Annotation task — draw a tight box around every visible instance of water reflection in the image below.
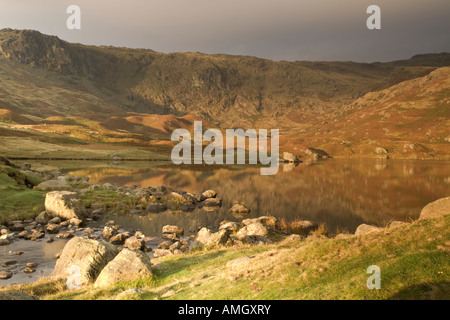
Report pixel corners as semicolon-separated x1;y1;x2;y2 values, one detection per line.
24;159;450;235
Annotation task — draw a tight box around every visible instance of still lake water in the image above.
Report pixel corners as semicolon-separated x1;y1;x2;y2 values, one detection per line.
27;158;450;236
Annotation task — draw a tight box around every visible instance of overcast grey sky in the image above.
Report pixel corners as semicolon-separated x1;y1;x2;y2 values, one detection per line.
0;0;449;62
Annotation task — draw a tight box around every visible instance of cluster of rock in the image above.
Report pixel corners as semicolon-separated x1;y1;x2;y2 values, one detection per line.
191;216;288;249
51;236;153;288
153;225;190;258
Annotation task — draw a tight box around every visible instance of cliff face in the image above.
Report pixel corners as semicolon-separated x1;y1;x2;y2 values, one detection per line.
1;28;449;128
0;28;449;159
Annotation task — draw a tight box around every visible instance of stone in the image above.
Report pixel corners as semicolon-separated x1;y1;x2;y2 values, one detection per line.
23;267;35;273
69;218;84;227
375;147;388;155
282;152;297;162
229;203;250;214
158;241;172;250
48;217;61;224
109;233;126;245
51;236;119;286
45;191;86;220
94;249;153;288
202;198;222;207
35;211;51;225
169;241;181;251
242;235;272;245
124;236;146;251
162;225;184;237
0;291;38;300
193;228;228;249
219;221;240;233
0;239;10;246
242;216;279;229
102;226;118;240
9;223;24;232
236;222;269;240
36;179;71;191
0;270;13;280
46;223;60;234
354;224;382;236
26;262;38;268
200;190;217;201
153;249;172;258
419;197;450;220
146;203;167;213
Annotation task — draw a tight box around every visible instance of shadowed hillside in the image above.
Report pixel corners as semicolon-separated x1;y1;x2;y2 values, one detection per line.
0;28;449;159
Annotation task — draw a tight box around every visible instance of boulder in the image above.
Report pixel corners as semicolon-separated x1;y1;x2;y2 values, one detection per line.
45;191;86;220
94;249;152;288
102;226;118;240
162;225;184;237
242;216;279;229
153;249;172;258
35;211;51;225
354;224;382;236
51;236;119;286
192;228;228;249
46;223;60;234
219;221;240;233
419;197;450;220
236;222;269;240
124;236;146;251
200;190;217;201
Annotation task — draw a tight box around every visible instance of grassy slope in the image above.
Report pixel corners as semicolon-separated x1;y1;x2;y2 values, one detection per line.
6;214;449;300
0;165;45;223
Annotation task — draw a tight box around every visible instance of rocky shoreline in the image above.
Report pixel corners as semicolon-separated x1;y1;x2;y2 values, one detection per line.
1;162;449;291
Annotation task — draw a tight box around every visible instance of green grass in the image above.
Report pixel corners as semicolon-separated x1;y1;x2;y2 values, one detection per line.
0;165;45;223
4;214;449;300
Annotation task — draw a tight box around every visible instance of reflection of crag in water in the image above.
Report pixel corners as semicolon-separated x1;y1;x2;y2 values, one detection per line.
59;159;450;234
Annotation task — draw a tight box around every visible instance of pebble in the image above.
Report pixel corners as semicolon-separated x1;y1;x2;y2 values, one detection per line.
0;270;13;280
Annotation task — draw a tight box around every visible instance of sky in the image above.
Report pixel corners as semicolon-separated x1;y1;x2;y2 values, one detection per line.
0;0;449;62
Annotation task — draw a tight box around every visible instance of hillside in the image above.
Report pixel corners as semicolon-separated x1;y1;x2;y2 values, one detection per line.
0;28;449;159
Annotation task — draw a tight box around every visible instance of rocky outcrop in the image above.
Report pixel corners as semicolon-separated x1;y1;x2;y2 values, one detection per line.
52;236;119;286
94;249;153;288
45;191;86;220
419;197;450;220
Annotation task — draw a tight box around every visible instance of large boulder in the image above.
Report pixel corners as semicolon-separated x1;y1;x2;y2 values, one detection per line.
236;222;269;240
94;249;153;288
192;228;228;249
51;236;119;286
419;197;450;220
45;191;86;220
